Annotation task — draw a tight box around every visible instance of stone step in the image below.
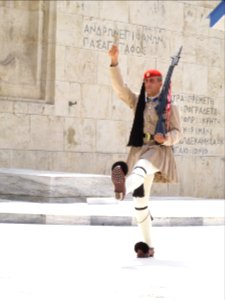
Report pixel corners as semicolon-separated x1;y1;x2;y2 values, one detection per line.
0;198;224;226
0;168;112;202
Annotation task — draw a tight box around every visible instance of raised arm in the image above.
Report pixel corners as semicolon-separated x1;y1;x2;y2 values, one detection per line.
108;45;137;109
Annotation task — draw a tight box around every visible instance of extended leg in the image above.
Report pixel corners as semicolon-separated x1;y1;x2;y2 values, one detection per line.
133;174;155;258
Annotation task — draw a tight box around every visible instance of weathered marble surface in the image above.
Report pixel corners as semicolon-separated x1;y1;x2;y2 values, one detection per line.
0;168;113;199
0;1;56;101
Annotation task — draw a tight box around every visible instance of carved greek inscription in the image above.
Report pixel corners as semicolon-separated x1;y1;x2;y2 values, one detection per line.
172;94;224;156
83;18;165;55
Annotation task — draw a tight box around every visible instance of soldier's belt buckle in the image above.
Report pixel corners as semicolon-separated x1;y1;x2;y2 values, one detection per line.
144;133;153;141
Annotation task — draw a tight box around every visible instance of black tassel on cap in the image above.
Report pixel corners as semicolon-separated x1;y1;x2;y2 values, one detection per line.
127;83;145;147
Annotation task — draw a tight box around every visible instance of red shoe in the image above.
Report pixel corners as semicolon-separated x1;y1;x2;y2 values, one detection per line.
111;165;126;200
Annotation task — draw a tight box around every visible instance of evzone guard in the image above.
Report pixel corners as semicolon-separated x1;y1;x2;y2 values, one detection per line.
109;45;183;258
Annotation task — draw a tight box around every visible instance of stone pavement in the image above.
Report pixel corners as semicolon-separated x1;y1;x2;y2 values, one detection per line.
0;224;224;300
0;196;224;226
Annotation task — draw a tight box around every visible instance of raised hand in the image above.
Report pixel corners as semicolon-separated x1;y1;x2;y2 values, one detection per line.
154;133;167;144
108;45;119;66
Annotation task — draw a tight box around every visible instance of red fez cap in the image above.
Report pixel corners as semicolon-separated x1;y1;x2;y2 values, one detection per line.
143;69;162;79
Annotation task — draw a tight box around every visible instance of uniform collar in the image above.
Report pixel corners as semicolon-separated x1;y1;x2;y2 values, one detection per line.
145;92;160;103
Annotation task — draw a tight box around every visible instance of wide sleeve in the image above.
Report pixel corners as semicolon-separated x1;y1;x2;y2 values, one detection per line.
162;104;183;146
110;65;138;109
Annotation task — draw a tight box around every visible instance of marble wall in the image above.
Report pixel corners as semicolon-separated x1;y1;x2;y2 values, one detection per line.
0;0;224;198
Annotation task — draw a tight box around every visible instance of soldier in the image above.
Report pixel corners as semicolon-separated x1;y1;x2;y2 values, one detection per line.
108;45;182;258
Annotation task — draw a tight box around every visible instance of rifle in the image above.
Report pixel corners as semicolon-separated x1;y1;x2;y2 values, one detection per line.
154;46;183;137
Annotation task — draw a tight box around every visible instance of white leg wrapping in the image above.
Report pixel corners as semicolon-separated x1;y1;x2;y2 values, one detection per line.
125;173;145;195
125;159;158;195
133;175;154;247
